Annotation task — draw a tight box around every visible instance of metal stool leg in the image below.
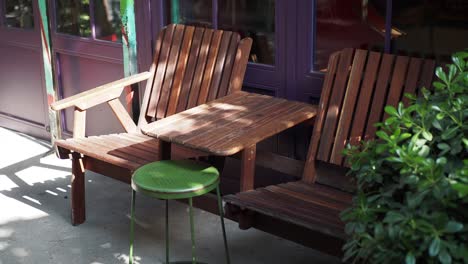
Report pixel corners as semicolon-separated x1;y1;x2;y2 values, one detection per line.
189;198;196;264
166;200;170;264
216;186;231;264
129;190;136;264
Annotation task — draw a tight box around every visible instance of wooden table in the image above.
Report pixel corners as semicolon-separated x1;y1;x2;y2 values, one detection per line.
142;91;318;191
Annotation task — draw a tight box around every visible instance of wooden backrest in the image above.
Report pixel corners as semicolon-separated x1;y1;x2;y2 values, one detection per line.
303;48;436;186
138;24;253;127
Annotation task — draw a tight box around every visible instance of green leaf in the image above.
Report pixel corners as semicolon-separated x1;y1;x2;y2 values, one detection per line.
429;237;441;256
452;183;468;198
383;211;405;223
385;106;399;117
448;64;457;81
442;127;458;140
437;143;451;151
436;157;447;165
422;130;433;141
433;81;446;90
444;221;463;233
418;145;430;157
376;131;390;141
436;67;448;84
405;252;415;264
438;249;452;264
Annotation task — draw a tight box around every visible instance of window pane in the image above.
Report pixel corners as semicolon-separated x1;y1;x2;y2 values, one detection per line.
168;0;212;27
219;0;275;65
56;0;91;37
392;1;468;61
94;0;121;42
4;0;34;28
315;0;385;71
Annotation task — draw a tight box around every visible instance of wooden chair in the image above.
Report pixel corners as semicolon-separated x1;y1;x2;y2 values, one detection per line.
51;24;252;225
224;48;436;255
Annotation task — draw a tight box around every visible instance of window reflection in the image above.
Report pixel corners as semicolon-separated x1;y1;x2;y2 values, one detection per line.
169;0;212;27
219;0;276;65
56;0;91;37
4;0;34;29
94;0;121;42
315;0;386;71
392;0;468;61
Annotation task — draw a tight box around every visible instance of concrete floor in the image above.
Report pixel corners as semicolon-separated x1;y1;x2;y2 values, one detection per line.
0;127;340;264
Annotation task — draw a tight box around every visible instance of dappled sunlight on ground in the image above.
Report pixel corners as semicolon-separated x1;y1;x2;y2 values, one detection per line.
15;166;70;186
0;194;48;225
0;127;339;264
0;128;50;170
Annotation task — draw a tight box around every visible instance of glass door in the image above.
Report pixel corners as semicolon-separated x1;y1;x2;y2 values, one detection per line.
166;0;286;97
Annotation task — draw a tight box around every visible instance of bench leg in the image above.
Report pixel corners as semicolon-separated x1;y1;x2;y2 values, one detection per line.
71;157;86;225
240;145;256;191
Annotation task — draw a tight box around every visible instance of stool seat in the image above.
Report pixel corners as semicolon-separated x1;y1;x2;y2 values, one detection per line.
132;160;220;200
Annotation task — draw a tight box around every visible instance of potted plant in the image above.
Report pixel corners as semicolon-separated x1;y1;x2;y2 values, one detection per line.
342;52;468;263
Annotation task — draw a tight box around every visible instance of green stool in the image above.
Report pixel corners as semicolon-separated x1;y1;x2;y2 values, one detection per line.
129;160;230;264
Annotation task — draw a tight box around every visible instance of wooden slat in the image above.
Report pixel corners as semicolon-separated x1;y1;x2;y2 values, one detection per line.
401;57;423;106
142;92;316;156
348;51;381;147
364;53;395;140
146;24;176;118
210;103;316;154
317;48;354;162
217;33;241;97
146;92;254;137
83;136;154;165
176;27;205;113
187;29;214;109
418;59;436;91
56;138;141;170
114;134;160;155
225;190;345;238
330;49;368;165
385;55;410;115
266;185;345;211
156;25;185;119
166;26;195;117
207;31;233;101
179;100;305;150
73;108;86;138
108;98;138;133
303;51;340;183
138;26;166;127
228;38;253;94
197;30;223;105
165;94;280;145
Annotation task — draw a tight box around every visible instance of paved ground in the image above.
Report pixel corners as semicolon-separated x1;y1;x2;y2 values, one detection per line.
0;127;340;264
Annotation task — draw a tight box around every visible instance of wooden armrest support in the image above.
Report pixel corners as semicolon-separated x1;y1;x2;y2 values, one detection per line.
51;71;152;111
108;98;138;133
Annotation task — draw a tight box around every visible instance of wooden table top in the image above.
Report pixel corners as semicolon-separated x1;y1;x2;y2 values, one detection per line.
142;91;318;156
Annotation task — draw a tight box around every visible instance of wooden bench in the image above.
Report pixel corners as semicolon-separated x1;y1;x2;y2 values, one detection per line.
224;48;436;255
51;24;252;225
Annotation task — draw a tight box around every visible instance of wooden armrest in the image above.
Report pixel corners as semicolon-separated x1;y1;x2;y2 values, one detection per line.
51;71;152;111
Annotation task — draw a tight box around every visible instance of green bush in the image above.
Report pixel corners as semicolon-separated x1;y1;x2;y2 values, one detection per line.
342;52;468;264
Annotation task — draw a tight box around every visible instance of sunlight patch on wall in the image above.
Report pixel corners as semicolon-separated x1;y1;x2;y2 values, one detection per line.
15;166;69;186
0;194;48;225
0;128;50;169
